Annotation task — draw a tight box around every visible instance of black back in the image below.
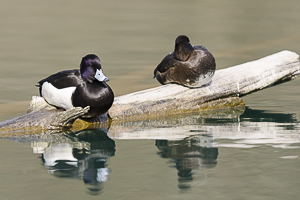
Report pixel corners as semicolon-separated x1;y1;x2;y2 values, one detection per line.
37;69;83;96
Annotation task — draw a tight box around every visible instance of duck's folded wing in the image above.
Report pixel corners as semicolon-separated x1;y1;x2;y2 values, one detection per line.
37;69;82;89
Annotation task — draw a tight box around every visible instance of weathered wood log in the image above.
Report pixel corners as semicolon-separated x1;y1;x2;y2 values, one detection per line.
0;50;299;133
109;50;300;121
0;96;91;134
0;96;110;134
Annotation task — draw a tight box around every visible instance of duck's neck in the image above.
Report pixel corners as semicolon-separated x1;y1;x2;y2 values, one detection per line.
174;42;194;61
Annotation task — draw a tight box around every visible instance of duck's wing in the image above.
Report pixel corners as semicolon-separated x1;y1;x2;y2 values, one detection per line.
37;69;83;89
37;69;83;96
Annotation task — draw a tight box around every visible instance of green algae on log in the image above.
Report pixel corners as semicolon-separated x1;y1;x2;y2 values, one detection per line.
0;50;300;133
110;97;245;122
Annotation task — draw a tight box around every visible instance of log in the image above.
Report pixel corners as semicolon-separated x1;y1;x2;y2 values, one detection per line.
0;50;299;133
0;96;91;134
109;50;300;121
0;96;110;134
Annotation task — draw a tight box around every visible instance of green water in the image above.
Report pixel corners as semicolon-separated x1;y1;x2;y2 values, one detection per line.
0;0;300;199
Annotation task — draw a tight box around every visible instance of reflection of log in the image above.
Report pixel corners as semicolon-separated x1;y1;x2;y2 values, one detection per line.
0;50;300;133
108;108;300;149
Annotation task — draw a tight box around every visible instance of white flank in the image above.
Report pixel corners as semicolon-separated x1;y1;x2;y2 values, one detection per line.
41;82;76;110
187;71;214;87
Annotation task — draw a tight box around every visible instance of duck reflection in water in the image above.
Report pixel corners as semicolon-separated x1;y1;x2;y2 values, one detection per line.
33;129;115;195
156;135;218;190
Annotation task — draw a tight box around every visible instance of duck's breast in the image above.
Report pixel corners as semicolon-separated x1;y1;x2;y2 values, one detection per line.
72;82;114;113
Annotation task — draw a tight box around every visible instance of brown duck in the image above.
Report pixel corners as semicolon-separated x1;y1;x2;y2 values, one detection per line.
154;35;216;88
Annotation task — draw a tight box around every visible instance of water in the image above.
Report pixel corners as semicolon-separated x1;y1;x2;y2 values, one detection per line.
1;0;300;199
1;108;300;199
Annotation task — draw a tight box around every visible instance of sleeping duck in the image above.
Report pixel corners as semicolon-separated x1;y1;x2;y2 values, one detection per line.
37;54;114;118
154;35;216;88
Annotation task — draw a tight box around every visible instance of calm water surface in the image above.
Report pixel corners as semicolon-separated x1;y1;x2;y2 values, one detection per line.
0;0;300;199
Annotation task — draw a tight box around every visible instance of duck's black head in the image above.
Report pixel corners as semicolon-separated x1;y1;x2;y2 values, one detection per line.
80;54;109;83
174;35;194;61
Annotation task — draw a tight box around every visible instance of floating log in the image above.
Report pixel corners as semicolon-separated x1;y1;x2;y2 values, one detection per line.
0;96;110;135
109;50;300;121
0;50;299;133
